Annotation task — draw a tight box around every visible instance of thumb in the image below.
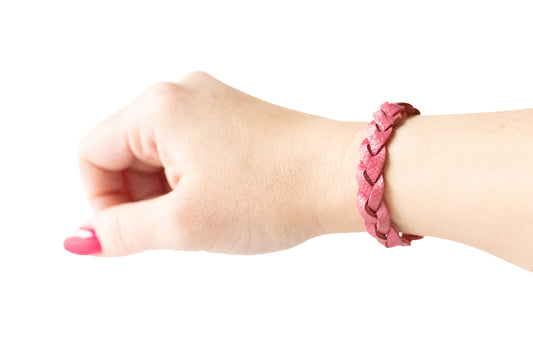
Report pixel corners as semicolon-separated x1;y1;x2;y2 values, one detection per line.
64;192;179;257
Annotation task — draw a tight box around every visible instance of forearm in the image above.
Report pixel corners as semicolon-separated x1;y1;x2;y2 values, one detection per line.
316;108;533;271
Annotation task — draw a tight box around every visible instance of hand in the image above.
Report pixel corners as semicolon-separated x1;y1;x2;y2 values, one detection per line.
65;71;362;257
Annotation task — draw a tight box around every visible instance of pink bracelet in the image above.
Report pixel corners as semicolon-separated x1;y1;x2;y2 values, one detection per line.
355;102;424;248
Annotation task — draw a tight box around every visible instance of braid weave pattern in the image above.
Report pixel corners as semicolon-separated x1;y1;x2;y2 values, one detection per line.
356;102;424;247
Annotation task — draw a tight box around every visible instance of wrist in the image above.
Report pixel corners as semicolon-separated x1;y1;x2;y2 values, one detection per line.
304;116;367;236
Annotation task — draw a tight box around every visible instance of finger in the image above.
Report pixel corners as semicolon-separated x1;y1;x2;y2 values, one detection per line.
64;191;180;257
78;158;170;211
76;92;165;211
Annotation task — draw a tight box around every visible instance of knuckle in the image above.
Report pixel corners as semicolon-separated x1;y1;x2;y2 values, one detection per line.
76;127;96;161
178;70;213;85
143;81;190;110
76;138;87;161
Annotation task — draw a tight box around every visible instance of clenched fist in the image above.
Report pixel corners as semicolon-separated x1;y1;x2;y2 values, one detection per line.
65;71;363;257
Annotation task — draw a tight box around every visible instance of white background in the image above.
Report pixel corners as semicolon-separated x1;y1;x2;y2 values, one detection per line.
1;0;532;354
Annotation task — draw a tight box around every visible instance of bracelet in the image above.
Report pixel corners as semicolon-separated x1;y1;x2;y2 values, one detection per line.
355;102;424;248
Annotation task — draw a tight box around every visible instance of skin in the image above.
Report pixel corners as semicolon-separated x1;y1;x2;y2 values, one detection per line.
75;71;533;272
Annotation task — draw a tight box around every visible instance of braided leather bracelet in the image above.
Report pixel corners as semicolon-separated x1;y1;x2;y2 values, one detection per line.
355;102;424;247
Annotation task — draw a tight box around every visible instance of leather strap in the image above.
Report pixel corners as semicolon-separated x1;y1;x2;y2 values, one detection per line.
355;102;424;247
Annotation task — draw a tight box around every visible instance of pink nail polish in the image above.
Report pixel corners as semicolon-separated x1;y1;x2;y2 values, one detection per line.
64;227;102;255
